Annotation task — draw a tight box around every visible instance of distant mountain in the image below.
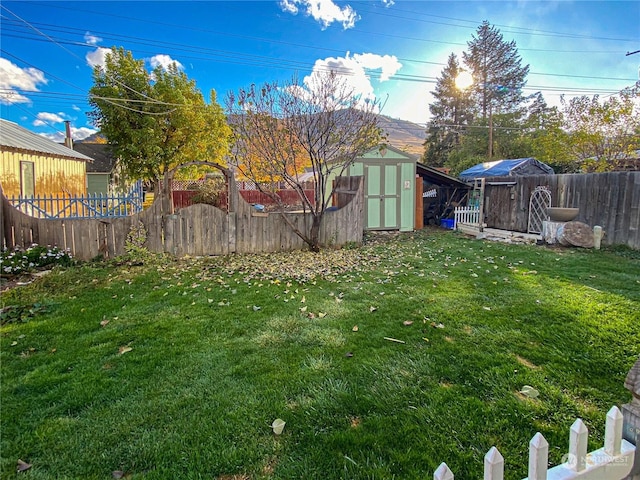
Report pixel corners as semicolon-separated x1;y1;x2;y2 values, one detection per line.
77;132;106;144
79;114;427;156
376;114;426;157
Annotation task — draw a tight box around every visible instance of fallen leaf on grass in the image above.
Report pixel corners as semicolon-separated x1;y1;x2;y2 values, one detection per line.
252;306;261;311
271;418;286;435
369;306;377;313
318;312;327;318
112;471;132;479
300;306;308;313
520;385;540;398
482;306;491;311
118;346;133;355
100;318;110;327
345;352;354;358
430;322;445;329
352;325;359;332
17;459;32;472
402;320;413;326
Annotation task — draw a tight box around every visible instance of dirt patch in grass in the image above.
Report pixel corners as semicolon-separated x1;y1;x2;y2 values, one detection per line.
515;355;540;370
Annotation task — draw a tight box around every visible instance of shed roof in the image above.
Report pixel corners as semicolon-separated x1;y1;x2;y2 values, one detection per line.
0;119;93;161
459;157;554;179
359;144;418;161
416;163;468;188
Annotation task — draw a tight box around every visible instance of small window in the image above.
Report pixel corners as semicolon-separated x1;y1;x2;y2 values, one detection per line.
20;161;35;197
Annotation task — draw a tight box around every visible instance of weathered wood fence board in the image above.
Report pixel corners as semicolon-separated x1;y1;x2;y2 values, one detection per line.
1;177;365;260
482;172;640;249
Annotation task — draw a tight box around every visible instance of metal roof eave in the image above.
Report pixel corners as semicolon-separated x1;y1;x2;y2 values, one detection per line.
416;162;469;188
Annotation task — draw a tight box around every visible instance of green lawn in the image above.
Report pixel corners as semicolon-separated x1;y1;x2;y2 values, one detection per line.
1;229;639;479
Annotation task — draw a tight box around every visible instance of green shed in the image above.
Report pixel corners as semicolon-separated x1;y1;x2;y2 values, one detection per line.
341;145;417;232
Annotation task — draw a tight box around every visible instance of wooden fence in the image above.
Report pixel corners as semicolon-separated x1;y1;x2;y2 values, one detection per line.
434;406;636;479
1;176;364;260
481;172;640;249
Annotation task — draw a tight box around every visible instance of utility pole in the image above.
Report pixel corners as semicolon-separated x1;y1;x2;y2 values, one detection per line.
488;108;493;159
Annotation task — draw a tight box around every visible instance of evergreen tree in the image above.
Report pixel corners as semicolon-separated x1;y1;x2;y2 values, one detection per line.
462;21;530;121
423;53;473;167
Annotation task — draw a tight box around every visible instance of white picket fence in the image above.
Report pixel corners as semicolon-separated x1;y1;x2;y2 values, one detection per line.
454;206;481;228
434;406;636;480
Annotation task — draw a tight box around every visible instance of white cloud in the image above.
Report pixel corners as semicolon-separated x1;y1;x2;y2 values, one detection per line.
86;47;111;69
381;0;395;6
149;54;184;71
33;112;66;127
40;126;98;143
0;58;48;105
279;0;359;29
383;85;430;124
72;126;98;141
72;104;81;111
84;32;102;45
303;52;403;106
280;0;299;14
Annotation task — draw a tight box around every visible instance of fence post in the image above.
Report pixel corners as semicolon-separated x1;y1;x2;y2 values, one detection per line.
527;432;548;480
568;418;588;472
606;406;623;456
484;446;503;480
434;462;454;480
622;356;640;480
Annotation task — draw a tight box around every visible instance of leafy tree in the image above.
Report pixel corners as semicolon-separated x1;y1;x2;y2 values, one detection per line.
226;71;382;251
560;83;640;172
462;21;530;121
520;93;575;172
423;54;473;167
89;47;231;185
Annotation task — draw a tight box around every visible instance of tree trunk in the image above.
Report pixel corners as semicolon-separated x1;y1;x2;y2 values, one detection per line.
308;214;322;252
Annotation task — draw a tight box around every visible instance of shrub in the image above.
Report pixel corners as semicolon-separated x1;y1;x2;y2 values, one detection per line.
191;177;226;207
1;244;73;277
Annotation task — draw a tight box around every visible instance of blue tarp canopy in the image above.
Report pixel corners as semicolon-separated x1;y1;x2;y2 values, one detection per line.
459;157;554;179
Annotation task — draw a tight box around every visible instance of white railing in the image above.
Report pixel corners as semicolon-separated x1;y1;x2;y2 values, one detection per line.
434;406;635;480
454;206;481;228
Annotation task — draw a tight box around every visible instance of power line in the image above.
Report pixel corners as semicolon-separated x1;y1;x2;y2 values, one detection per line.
2;2;636;128
357;5;639;43
2;24;635;85
21;1;638;51
1;5;177;109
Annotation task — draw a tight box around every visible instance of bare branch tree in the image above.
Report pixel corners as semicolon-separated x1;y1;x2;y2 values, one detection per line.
226;71;382;251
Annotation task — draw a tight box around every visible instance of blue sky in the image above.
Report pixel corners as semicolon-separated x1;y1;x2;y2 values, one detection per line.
1;0;638;142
